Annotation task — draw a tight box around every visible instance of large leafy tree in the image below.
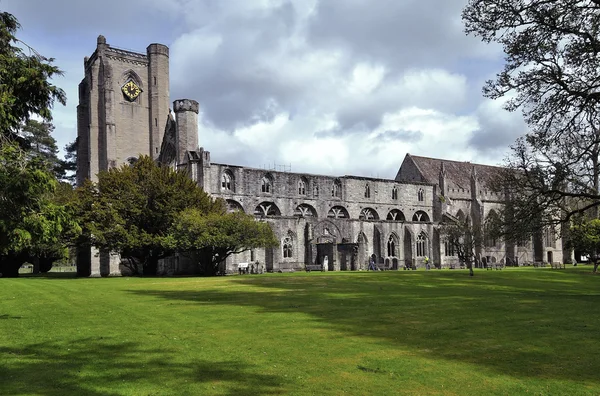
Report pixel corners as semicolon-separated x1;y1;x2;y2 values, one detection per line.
569;218;600;272
75;156;224;275
0;143;79;277
0;12;66;142
173;209;279;276
463;1;600;242
440;218;481;276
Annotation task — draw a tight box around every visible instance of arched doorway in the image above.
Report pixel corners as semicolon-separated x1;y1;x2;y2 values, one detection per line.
404;229;413;269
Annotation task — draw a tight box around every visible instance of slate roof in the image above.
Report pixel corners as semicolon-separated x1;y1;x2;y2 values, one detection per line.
407;154;504;191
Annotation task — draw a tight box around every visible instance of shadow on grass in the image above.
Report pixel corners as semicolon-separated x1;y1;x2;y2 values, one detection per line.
0;337;285;395
128;269;600;385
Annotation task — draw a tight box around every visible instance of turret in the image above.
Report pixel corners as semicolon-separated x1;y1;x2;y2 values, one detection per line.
173;99;199;164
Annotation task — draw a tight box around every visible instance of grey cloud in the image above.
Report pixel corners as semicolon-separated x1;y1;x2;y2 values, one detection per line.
307;0;488;71
469;106;526;153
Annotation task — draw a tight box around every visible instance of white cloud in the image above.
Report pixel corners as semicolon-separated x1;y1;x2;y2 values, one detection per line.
2;0;517;176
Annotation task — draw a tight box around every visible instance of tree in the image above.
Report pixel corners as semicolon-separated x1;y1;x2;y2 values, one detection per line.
0;12;66;141
173;209;279;276
568;218;600;272
441;217;482;276
19;119;63;175
58;138;77;185
75;156;224;275
0;143;79;277
463;1;600;241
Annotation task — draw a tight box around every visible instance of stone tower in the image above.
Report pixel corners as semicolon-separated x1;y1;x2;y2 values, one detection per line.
76;35;170;185
173;99;199;164
76;36;170;276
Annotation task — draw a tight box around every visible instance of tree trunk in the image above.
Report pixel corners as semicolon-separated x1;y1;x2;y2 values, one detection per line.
0;259;22;277
594;261;599;273
144;256;159;276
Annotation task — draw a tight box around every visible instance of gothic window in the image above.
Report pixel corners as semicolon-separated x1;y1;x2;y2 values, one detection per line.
365;184;371;198
254;202;281;217
331;179;342;198
283;236;293;258
387;235;397;257
294;204;317;218
444;240;455;256
387;209;405;221
412;210;430;222
416;232;427;257
545;226;556;248
313;184;319;197
226;199;244;213
417;188;424;202
392;186;398;200
126;157;138;166
327;206;349;219
261;175;272;193
298;178;307;195
221;172;233;191
359;208;379;220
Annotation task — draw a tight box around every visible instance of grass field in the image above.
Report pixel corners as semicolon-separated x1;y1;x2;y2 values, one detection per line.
1;267;599;395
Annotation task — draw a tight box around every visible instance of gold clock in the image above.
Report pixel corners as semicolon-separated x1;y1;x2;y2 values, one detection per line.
122;80;141;101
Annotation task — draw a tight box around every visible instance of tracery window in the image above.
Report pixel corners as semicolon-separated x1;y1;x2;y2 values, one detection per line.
283;236;293;258
444;240;455;256
331;179;342;198
261;177;272;193
387;235;397;257
545;226;556;248
221;172;232;191
298;179;306;195
416;232;427;257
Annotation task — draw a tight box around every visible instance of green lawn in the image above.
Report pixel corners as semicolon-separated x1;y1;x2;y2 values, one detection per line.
1;267;599;395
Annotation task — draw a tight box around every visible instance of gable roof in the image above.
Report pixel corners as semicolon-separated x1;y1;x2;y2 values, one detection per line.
399;154;504;191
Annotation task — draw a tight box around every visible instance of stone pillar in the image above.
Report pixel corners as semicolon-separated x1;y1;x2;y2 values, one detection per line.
90;247;102;277
173;99;199;165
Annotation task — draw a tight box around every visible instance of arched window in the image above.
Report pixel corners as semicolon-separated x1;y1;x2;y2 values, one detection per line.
392;186;398;200
226;199;244;213
298;178;306;195
327;206;349;219
331;179;342;198
387;235;397;257
417;188;424;202
261;176;272;193
444;239;455;256
545;226;556;248
254;202;281;217
313;184;319;197
126;157;138;166
412;211;430;222
283;236;293;258
387;209;405;221
364;184;371;198
416;233;427;257
221;172;233;191
359;208;379;220
294;204;317;218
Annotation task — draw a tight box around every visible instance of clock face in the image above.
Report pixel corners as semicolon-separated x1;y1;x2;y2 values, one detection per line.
122;80;141;101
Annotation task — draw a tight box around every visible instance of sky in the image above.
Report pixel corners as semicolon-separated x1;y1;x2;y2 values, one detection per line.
1;0;527;179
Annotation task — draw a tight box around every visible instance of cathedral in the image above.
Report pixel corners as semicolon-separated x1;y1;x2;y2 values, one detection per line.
76;36;564;276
